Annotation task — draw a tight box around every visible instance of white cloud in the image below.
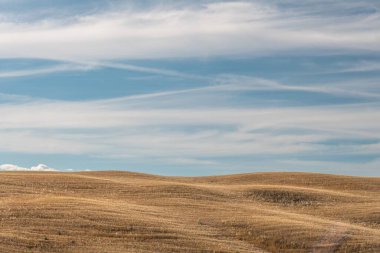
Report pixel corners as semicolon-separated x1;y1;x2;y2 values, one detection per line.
0;163;57;171
0;1;378;61
30;164;57;171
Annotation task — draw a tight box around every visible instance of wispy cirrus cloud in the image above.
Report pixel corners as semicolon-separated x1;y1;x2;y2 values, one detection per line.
0;1;379;61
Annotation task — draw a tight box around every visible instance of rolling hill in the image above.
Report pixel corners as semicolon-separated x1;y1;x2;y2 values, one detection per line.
0;171;378;252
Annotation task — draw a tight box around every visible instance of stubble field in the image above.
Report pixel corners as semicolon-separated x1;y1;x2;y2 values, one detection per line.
0;171;379;252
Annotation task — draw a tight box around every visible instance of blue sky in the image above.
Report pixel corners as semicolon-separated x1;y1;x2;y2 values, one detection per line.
0;0;379;175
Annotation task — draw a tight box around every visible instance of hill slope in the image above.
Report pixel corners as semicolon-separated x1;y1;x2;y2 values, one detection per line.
0;172;378;252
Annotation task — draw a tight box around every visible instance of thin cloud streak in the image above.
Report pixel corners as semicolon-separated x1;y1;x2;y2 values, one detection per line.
214;76;380;99
338;61;380;73
89;61;206;80
94;76;380;106
0;60;200;80
0;63;95;78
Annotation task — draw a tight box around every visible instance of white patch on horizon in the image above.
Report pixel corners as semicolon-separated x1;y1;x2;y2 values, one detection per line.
0;163;57;171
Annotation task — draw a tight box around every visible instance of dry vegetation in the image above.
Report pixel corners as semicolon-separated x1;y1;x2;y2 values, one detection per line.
0;171;378;252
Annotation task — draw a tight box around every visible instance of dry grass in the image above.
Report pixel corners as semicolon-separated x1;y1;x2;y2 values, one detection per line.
0;171;378;252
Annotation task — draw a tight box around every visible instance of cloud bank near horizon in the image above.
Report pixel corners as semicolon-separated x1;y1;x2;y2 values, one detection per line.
0;82;379;175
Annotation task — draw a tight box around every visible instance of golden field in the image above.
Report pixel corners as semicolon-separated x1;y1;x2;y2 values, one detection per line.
0;171;378;253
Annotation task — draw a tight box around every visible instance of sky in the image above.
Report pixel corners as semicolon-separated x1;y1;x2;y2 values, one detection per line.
0;0;379;176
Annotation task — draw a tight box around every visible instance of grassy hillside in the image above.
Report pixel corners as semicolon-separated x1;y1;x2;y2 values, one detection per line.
0;171;378;252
